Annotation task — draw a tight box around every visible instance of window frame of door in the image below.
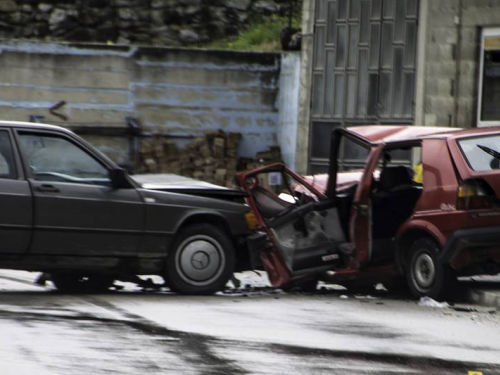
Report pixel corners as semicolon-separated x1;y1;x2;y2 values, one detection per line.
477;26;500;127
13;128;117;184
0;127;26;181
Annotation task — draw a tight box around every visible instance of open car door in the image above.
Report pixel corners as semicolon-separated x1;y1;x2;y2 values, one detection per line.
326;128;385;270
237;164;350;288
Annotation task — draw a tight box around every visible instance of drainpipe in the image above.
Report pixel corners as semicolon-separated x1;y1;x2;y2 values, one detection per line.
453;0;463;127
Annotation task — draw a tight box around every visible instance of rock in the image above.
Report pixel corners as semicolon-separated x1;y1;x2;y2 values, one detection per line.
179;28;200;43
137;9;151;22
151;25;179;45
151;0;172;9
210;7;228;23
225;0;251;11
253;1;279;14
116;34;131;45
81;7;114;26
114;0;140;7
118;7;138;21
38;3;53;13
33;22;50;37
151;9;165;26
0;0;16;12
21;4;33;13
49;8;78;30
183;5;201;17
7;11;22;24
49;8;68;29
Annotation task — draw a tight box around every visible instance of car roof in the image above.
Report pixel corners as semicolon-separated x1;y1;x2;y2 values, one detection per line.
0;120;73;134
345;125;500;144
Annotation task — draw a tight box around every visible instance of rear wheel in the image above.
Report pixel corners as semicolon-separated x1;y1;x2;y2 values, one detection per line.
406;238;456;301
51;273;114;293
165;224;235;295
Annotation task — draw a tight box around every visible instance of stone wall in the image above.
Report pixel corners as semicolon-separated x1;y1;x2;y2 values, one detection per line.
420;0;500;127
0;41;280;165
0;0;289;46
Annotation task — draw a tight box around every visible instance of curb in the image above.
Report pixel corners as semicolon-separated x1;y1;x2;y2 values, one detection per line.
465;288;500;310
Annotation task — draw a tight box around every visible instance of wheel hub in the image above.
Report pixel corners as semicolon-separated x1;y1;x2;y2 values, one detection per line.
191;251;210;270
414;253;435;288
176;236;224;285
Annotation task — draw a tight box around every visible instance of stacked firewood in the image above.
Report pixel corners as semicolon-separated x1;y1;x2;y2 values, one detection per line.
138;130;282;187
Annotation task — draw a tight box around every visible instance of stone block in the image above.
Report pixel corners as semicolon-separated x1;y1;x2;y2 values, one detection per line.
225;0;251;11
0;0;16;12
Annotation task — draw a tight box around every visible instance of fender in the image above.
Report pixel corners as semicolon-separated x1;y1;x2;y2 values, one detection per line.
394;219;446;273
175;209;235;235
397;219;447;247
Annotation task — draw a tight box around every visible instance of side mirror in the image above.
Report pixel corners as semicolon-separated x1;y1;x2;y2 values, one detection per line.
109;168;130;189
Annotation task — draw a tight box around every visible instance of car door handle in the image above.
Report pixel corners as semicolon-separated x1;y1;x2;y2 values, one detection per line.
34;184;60;193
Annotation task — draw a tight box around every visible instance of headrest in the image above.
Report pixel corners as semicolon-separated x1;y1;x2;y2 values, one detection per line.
378;166;413;191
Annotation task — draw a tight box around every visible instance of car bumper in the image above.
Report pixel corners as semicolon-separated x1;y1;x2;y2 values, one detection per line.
440;226;500;264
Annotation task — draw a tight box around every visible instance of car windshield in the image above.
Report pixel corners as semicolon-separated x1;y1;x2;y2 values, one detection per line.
458;134;500;171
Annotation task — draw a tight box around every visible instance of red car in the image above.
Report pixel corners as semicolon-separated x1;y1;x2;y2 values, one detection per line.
237;125;500;300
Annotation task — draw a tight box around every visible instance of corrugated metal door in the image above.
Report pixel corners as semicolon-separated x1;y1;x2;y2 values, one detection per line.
309;0;418;173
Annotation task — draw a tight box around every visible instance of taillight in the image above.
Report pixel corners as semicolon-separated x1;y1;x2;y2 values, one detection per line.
457;182;494;210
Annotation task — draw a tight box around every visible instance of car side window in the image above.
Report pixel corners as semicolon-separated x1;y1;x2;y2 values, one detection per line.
18;133;110;186
0;130;18;180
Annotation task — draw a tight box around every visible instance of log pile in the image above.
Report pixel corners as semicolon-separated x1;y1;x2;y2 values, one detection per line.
138;130;282;187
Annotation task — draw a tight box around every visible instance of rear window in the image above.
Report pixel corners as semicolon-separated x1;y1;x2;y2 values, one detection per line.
458;135;500;171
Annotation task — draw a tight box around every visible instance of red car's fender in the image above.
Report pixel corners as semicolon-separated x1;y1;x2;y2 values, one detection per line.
394;219;447;273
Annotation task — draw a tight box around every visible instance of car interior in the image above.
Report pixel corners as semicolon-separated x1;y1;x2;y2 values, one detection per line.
370;146;424;263
248;171;346;273
246;144;424;271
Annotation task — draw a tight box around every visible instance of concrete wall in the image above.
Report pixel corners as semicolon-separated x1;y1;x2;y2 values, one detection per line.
277;52;300;170
418;0;500;128
295;0;315;175
0;42;280;164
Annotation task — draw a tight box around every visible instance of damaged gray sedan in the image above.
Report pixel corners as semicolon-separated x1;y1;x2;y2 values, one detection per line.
0;121;251;294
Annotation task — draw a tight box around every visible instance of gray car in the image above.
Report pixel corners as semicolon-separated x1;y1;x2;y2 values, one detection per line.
0;121;251;294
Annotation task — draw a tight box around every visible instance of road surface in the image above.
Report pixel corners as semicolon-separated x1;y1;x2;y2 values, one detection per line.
0;270;499;374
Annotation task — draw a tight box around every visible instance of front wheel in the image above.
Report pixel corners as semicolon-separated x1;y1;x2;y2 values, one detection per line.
406;238;456;301
165;224;235;295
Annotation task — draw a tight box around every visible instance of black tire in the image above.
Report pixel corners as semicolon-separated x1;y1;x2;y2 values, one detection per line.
165;223;235;295
406;238;456;301
51;273;114;293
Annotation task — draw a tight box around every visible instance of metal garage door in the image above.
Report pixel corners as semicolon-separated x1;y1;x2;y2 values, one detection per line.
310;0;418;173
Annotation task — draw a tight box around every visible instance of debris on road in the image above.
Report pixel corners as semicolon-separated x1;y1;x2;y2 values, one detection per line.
418;296;449;309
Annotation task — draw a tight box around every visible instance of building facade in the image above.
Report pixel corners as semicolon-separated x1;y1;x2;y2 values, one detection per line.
299;0;500;174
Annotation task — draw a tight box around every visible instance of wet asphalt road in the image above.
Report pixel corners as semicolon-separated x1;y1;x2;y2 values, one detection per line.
0;271;500;375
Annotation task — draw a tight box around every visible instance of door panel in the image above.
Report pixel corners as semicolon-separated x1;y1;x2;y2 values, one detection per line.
0;180;32;254
349;144;385;267
239;165;346;278
17;130;145;257
30;182;144;256
271;207;345;272
0;129;32;254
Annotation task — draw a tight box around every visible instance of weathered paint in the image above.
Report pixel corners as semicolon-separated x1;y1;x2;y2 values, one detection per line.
0;42;281;164
277;52;301;170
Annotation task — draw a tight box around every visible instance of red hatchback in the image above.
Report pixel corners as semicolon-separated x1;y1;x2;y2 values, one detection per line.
237;126;500;300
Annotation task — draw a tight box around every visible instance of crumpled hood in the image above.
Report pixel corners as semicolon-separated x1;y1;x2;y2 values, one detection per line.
131;173;247;200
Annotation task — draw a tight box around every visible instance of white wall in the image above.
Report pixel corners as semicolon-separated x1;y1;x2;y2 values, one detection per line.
277;52;301;171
